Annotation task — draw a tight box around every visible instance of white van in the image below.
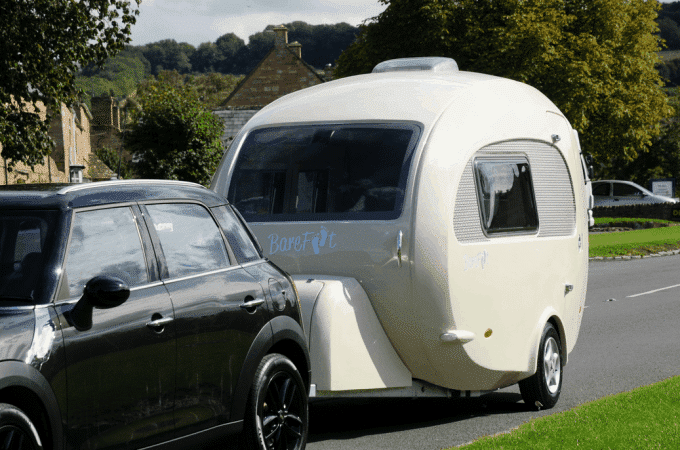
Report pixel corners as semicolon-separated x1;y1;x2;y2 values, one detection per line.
211;57;593;409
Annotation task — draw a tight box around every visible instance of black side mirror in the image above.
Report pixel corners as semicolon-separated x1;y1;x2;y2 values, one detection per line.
67;276;130;331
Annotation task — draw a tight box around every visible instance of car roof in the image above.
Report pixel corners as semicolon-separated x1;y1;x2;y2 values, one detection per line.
0;180;228;209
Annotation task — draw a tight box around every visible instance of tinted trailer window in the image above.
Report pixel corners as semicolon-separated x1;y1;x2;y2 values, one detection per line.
228;124;420;221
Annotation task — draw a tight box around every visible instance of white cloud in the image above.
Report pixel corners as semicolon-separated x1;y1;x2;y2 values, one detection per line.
129;0;385;46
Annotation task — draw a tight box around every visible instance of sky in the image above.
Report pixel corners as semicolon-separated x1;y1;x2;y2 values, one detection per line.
128;0;388;47
129;0;678;48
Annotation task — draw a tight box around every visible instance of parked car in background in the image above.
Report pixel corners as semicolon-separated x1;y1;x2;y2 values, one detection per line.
592;180;679;207
0;180;309;450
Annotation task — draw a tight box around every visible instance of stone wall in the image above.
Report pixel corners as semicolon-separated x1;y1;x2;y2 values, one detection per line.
0;101;113;185
213;108;260;146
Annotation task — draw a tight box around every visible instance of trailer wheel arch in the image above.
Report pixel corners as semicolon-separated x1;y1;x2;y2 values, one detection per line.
547;315;568;368
527;310;568;377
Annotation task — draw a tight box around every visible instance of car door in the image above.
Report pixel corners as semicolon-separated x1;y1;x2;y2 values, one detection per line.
612;181;644;205
141;202;269;436
592;181;612;206
56;205;177;449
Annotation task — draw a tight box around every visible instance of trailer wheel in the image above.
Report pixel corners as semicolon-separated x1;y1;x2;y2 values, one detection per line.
519;322;562;410
0;403;43;450
241;353;308;450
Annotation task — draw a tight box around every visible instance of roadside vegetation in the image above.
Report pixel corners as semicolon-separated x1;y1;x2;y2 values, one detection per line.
590;217;680;257
454;375;680;449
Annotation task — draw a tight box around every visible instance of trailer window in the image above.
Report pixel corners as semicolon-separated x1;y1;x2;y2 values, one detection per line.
474;158;539;234
228;123;420;221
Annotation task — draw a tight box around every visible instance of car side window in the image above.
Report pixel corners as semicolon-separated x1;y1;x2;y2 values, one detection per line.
211;205;261;264
474;157;539;234
145;203;229;278
592;183;610;196
613;183;642;197
61;207;148;300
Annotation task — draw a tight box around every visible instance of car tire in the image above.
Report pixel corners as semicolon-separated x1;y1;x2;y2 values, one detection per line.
0;403;43;450
519;322;562;410
241;353;308;450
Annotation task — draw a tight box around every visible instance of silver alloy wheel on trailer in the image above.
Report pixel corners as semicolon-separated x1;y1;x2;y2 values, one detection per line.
543;336;561;395
518;322;563;410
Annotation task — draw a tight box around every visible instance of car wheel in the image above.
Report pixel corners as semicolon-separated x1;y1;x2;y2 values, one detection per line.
0;403;43;450
241;353;308;450
519;322;562;410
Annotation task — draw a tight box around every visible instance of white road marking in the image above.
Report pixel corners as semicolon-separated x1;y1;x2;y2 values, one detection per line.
627;283;680;298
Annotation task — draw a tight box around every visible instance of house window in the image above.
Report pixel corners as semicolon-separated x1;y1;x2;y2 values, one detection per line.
474;157;539;234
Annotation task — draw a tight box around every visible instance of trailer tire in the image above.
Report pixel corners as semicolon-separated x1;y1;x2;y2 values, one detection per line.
240;353;308;450
519;323;562;410
0;403;43;450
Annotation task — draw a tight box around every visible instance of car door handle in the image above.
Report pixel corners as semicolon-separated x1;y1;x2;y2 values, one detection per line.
240;298;265;310
146;316;173;330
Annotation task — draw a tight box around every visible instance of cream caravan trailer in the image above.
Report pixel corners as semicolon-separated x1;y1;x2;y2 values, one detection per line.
211;57;593;409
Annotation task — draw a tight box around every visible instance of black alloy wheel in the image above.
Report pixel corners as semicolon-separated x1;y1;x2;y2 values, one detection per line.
242;353;308;450
0;404;43;450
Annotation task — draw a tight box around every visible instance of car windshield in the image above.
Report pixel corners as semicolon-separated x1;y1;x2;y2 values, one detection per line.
0;210;58;302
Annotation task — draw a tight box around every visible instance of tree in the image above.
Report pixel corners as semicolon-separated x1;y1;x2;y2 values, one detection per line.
606;90;680;189
335;0;672;171
659;16;680;50
214;33;246;73
0;0;139;171
95;146;134;179
76;47;150;102
140;40;194;75
125;72;224;186
191;42;221;73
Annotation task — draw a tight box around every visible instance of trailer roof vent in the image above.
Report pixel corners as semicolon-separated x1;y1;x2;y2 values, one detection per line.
372;57;459;74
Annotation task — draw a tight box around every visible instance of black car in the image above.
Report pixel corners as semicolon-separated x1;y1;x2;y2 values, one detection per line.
0;180;310;450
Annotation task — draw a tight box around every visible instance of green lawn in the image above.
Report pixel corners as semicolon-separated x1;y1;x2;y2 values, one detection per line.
590;218;680;257
454;376;680;449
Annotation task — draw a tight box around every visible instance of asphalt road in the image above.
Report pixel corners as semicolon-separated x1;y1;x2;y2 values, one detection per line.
306;255;680;450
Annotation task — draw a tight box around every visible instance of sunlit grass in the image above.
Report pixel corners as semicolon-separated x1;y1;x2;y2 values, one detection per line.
590;218;680;257
454;376;680;449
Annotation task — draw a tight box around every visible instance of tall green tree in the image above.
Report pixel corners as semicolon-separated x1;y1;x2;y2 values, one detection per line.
0;0;139;170
335;0;672;172
76;47;150;102
125;72;224;186
607;90;680;188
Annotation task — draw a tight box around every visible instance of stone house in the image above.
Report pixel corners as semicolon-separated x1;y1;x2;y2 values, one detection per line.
0;101;115;185
215;25;328;147
90;95;125;152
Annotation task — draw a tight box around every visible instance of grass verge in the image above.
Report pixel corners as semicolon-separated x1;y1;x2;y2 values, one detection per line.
590;217;680;257
455;376;680;449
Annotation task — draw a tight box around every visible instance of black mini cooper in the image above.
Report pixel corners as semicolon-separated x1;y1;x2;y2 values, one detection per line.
0;180;310;450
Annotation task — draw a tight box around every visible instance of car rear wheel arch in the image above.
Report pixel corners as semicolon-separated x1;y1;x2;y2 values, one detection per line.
229;316;310;423
0;362;63;450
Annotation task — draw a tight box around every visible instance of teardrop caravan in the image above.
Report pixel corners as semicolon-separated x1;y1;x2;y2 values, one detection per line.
211;57;593;409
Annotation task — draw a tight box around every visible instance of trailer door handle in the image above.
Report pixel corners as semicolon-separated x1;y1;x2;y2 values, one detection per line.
397;230;403;268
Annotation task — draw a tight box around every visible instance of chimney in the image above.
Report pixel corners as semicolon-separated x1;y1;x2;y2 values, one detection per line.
273;25;288;48
289;41;302;59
